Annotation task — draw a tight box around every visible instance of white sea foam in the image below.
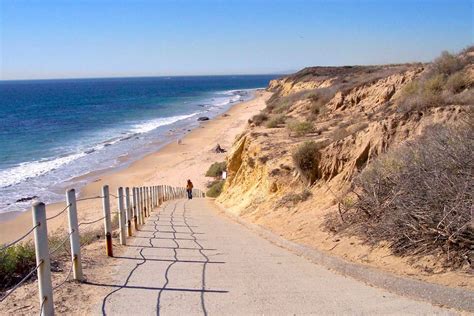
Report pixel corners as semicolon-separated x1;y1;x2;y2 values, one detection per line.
130;112;199;134
0;152;87;188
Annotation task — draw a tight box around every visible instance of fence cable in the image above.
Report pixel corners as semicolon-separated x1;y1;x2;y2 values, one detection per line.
46;204;71;221
78;216;105;227
52;262;73;291
0;260;43;303
38;296;46;316
76;195;104;202
0;223;39;252
49;230;75;256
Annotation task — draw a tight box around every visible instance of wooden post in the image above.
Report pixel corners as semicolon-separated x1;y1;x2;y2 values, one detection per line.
151;186;155;208
158;185;161;204
139;187;144;224
125;187;132;237
143;187;150;217
102;185;113;257
66;189;83;281
118;187;126;245
32;202;54;316
132;187;138;231
138;187;142;225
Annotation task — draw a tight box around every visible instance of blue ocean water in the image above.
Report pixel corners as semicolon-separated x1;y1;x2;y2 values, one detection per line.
0;75;277;212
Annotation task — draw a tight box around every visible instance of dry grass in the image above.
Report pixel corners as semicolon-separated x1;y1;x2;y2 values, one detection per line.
266;114;286;128
277;189;312;207
288;121;314;136
325;122;473;268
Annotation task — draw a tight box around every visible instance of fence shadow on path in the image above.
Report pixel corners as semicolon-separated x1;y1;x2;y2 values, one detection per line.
96;200;226;316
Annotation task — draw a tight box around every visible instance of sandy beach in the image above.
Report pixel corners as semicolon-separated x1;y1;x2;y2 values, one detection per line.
0;90;270;245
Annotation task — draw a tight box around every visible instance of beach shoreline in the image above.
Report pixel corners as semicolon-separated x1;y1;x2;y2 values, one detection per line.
0;90;270;244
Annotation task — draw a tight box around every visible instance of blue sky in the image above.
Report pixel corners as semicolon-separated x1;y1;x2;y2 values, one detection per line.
1;0;472;80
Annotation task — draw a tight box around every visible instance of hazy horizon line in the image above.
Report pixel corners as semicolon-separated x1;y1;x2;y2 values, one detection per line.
0;71;293;82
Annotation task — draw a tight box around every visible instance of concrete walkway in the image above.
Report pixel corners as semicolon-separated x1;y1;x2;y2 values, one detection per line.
96;199;454;315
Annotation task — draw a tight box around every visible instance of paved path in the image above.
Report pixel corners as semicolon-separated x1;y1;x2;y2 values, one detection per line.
96;199;454;315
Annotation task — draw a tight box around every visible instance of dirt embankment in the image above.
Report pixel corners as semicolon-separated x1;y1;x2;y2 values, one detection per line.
217;52;473;289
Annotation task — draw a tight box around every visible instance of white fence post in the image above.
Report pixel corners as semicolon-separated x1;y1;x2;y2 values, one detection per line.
32;202;54;316
139;187;144;224
145;187;149;217
125;187;132;237
117;187;126;245
132;187;138;230
66;189;83;281
102;185;113;257
147;187;151;215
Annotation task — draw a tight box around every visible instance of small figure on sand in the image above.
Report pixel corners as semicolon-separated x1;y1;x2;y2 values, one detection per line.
186;179;194;199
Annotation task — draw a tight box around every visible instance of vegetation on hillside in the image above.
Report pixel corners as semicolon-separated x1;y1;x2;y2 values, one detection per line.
205;161;227;178
223;46;473;270
326;121;473;267
205;161;227;197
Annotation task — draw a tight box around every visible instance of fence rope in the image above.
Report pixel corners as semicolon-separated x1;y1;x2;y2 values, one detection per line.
38;296;46;316
0;223;39;252
109;194;119;199
52;262;73;291
0;260;43;303
49;230;75;256
46;203;71;221
76;195;104;202
78;216;106;227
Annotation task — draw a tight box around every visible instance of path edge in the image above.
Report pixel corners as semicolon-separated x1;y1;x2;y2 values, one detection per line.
211;200;474;312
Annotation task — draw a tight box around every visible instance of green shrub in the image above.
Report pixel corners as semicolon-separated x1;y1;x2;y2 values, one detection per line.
292;141;320;185
0;242;36;290
288;121;314;136
266;115;286;128
206;180;225;198
205;161;227;177
250;113;269;126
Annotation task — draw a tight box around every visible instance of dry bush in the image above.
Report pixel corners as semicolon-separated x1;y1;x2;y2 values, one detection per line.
330;126;351;141
266;114;286;128
250;113;269;126
307;88;333;116
397;49;473;113
277;189;312;207
326;123;474;268
432;51;466;76
445;72;469;94
292;141;320;185
288;120;314;136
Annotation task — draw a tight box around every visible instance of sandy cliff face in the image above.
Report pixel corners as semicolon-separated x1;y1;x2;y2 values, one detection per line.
217;61;473;288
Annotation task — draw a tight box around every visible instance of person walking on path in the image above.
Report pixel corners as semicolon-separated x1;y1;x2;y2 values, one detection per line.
186;179;194;199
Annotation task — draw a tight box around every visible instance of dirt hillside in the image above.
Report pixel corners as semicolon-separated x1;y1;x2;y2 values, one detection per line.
217;50;473;289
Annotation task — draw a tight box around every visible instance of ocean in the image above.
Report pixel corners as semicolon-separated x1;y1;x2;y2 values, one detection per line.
0;75;278;213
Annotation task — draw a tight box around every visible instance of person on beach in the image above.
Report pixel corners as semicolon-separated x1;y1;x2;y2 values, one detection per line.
186;179;194;199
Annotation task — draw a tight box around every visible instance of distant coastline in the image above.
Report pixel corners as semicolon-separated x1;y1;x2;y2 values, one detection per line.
0;75;277;214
